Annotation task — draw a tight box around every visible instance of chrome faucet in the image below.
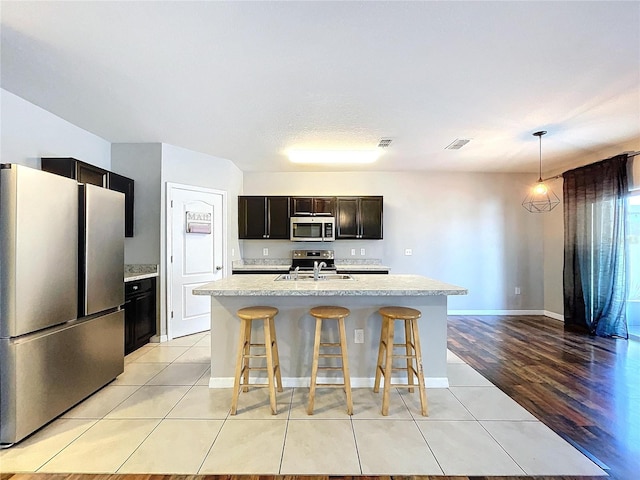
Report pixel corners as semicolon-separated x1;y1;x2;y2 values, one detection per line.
293;265;300;280
313;261;327;280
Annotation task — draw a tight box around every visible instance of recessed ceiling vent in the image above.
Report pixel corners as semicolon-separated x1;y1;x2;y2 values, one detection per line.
445;138;471;150
377;138;393;148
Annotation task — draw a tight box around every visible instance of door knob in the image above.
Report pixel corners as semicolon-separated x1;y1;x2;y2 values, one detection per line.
216;266;223;270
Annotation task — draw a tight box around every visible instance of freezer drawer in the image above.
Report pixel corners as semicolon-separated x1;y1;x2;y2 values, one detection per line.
0;310;124;445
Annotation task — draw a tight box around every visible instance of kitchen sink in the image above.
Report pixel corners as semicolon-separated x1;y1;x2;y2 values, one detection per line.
275;273;354;281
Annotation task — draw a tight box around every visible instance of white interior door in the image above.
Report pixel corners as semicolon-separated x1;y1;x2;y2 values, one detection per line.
169;184;225;339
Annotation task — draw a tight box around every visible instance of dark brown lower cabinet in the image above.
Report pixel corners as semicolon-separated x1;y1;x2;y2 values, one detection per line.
124;277;157;354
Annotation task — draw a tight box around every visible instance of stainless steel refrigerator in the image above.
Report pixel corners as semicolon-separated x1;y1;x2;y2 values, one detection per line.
0;164;125;446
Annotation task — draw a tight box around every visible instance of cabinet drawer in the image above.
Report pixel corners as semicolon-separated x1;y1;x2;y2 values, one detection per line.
125;278;154;297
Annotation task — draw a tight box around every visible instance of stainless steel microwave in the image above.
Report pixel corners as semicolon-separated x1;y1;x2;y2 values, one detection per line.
290;216;335;242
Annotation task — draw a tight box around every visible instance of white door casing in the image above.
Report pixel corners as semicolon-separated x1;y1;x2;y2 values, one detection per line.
167;183;226;339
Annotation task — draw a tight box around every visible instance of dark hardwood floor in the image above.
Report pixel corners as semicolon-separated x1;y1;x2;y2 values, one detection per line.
447;314;640;480
4;314;636;480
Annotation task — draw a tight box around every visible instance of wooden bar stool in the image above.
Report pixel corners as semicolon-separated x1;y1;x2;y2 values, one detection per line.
230;306;283;415
374;306;428;416
307;306;353;415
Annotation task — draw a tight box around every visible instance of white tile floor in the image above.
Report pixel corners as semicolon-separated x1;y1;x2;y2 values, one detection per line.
0;332;607;476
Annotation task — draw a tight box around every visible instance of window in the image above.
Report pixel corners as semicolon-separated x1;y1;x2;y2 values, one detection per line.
627;192;640;337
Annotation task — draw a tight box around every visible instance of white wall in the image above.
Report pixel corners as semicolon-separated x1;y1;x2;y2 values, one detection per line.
159;143;243;337
630;156;640;191
1;89;110;169
160;142;243;269
111;143;163;265
543;177;565;318
243;171;544;312
7;85;630;321
112;143;244;338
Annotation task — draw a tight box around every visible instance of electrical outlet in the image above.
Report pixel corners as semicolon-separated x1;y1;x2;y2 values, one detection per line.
262;248;269;256
354;329;364;344
404;248;412;256
351;248;356;256
360;248;365;256
515;286;521;295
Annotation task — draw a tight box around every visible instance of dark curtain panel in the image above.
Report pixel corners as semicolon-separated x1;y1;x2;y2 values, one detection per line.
563;154;629;338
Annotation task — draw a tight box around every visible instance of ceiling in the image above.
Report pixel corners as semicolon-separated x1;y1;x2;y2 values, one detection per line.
1;1;638;174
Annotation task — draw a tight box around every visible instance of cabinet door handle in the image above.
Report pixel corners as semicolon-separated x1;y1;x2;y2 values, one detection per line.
132;285;139;291
216;266;223;270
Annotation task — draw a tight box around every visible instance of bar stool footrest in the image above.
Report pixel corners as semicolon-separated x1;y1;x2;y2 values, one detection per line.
392;342;415;348
239;383;271;388
385;383;422;389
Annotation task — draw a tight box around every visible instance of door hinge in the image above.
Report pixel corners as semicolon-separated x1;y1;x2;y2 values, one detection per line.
171;200;173;208
171;255;173;263
171;311;174;318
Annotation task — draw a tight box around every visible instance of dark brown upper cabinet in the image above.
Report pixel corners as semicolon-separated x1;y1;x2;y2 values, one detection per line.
290;197;336;216
41;157;135;237
42;157;107;187
238;196;290;239
336;196;383;239
107;172;135;237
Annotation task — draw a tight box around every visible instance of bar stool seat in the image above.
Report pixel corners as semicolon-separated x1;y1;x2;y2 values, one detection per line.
374;306;428;416
308;306;353;415
231;306;283;415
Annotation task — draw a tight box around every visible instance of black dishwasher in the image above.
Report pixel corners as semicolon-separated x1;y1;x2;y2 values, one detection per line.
124;277;157;354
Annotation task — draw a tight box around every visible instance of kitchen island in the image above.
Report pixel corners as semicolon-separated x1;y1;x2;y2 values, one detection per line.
193;274;467;388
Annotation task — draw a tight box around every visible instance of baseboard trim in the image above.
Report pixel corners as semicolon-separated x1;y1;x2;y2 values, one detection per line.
448;309;566;322
543;310;564;321
448;309;545;315
209;376;449;389
150;334;168;343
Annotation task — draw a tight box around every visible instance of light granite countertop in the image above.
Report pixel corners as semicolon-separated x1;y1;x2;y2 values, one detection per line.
335;264;390;272
193;274;466;297
124;264;159;282
230;263;390;273
231;264;291;272
125;271;159;282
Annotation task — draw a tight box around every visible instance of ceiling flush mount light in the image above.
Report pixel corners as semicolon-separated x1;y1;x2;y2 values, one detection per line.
288;149;381;164
522;131;560;213
445;138;471;150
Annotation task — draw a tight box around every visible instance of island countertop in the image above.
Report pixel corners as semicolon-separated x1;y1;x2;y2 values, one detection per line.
193;273;467;297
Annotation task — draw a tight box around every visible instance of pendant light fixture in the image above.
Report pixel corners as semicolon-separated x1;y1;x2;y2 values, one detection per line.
522;130;560;213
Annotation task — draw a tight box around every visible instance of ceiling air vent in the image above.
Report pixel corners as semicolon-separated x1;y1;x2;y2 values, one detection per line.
445;138;471;150
377;138;393;148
